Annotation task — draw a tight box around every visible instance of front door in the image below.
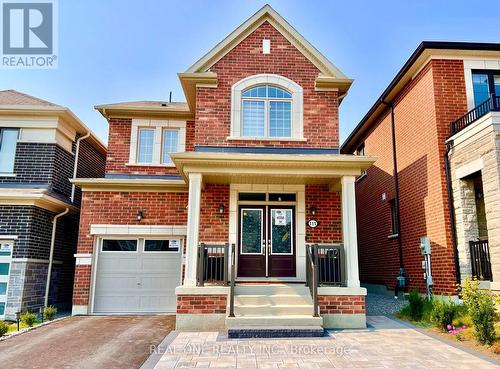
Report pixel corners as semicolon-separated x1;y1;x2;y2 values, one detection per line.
238;205;295;278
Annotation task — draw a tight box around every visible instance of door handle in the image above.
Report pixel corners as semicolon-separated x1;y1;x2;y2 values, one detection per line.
262;240;266;255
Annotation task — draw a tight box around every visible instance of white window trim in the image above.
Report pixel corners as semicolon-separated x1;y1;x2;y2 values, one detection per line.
129;119;186;166
463;59;500;110
230;74;304;140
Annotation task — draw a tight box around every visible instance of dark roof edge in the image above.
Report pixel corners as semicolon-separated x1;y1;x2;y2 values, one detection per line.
340;41;500;153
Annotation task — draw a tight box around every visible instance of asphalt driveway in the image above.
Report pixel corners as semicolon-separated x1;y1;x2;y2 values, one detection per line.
0;315;175;369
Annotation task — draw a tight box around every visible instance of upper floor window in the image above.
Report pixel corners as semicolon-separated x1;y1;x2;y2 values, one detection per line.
242;85;292;138
0;128;19;174
230;74;303;140
129;120;186;166
472;70;500;106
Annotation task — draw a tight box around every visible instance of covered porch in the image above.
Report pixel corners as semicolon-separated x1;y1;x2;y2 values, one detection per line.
172;151;375;332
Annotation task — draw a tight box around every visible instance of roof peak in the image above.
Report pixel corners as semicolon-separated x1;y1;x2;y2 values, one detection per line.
0;89;61;107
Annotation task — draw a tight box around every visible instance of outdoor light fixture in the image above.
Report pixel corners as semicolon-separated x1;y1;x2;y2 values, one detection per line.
137;211;143;222
15;311;20;331
310;206;317;216
219;204;225;214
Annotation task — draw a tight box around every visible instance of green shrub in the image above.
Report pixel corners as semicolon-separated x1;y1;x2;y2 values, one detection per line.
0;321;8;336
430;298;459;331
20;312;37;327
408;289;425;321
459;277;498;345
43;306;57;321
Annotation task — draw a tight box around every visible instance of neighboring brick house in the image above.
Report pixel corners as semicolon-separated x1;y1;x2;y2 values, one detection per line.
341;42;500;295
0;90;106;320
72;5;374;335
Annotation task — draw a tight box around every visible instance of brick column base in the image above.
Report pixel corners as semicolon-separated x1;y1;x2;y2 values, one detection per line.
319;295;366;329
176;294;227;330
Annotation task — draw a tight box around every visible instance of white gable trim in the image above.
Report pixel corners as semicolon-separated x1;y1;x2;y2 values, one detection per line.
186;5;347;79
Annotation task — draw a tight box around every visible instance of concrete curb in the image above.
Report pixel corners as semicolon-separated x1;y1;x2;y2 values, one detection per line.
0;315;71;342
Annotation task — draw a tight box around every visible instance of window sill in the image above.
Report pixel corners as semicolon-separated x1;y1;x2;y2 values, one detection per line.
0;173;16;178
388;233;399;240
226;136;307;142
125;163;176;168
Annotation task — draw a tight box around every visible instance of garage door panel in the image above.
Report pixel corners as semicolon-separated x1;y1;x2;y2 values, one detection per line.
93;238;182;314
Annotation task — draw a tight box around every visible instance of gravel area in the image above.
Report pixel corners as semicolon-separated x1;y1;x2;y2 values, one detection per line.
366;292;407;316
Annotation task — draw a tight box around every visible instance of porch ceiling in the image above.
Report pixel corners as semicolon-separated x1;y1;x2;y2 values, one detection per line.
171;152;376;186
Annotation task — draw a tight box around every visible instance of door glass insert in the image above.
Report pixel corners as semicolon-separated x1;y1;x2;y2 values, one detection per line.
270;209;293;254
102;240;137;252
240;209;263;254
144;239;179;252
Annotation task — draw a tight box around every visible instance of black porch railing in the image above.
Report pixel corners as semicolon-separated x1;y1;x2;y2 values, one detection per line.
197;243;229;286
469;240;492;281
451;94;500;136
306;244;345;316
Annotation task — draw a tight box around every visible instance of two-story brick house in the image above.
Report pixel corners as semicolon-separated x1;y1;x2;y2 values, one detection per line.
0;90;106;320
72;5;374;335
341;42;500;295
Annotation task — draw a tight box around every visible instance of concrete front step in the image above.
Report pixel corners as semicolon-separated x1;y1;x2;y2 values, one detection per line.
234;294;313;305
228;326;325;338
226;315;323;328
234;304;314;316
234;284;310;295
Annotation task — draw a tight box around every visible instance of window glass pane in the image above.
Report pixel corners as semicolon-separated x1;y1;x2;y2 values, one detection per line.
0;129;18;173
102;240;137;252
268;86;291;99
0;282;7;295
162;129;178;164
0;263;9;275
268;193;296;202
0;302;4;316
241;209;262;254
137;129;154;163
238;192;266;201
144;239;179;252
242;100;265;136
472;73;490;106
269;101;292;137
242;86;267;98
494;75;500;96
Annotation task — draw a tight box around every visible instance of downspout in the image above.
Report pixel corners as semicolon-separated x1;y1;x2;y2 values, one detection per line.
44;208;69;307
71;131;91;203
444;140;461;285
381;99;405;292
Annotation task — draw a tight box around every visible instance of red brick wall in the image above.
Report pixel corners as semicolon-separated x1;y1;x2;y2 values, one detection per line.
318;295;365;315
176;295;227;314
199;184;229;242
353;60;468;294
105;118;194;175
305;185;342;243
72;191;188;306
196;21;339;148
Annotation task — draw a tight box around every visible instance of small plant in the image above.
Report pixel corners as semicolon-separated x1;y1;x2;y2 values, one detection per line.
20;312;37;327
408;289;425;321
491;342;500;354
430;298;459;331
43;306;57;321
459;277;498;345
0;321;8;336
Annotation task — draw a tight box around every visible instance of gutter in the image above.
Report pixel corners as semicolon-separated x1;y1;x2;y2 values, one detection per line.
44;208;69;307
71;131;91;203
381;100;405;291
444;140;461;285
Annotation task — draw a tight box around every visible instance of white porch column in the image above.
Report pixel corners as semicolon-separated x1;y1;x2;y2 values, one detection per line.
342;176;361;288
183;172;202;286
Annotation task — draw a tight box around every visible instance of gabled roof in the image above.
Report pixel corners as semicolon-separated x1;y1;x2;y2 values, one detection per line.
340;41;500;154
186;4;348;79
0;90;106;154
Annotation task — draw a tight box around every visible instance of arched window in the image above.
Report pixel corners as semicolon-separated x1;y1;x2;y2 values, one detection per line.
230;74;303;140
241;85;292;137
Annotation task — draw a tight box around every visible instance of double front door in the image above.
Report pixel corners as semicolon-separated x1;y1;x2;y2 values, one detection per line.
238;205;296;277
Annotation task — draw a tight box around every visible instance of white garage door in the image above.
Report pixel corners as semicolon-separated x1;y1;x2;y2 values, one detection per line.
93;238;182;314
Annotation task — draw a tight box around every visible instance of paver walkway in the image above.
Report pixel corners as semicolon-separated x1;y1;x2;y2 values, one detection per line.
146;316;499;369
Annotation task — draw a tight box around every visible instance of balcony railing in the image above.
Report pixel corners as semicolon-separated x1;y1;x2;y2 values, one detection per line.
196;243;229;286
469;239;492;281
451;94;500;136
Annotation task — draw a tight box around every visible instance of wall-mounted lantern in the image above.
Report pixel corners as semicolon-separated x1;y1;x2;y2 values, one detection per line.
310;206;317;216
218;204;225;214
137;211;143;222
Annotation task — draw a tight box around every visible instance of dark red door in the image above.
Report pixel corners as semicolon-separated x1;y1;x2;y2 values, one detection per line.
237;206;266;277
268;206;295;277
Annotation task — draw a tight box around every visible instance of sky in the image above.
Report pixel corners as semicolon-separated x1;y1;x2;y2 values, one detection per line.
1;0;500;144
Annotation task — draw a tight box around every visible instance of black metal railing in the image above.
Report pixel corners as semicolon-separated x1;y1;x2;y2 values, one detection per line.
196;243;228;286
306;244;345;317
469;239;492;281
228;243;236;317
451;94;500;135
